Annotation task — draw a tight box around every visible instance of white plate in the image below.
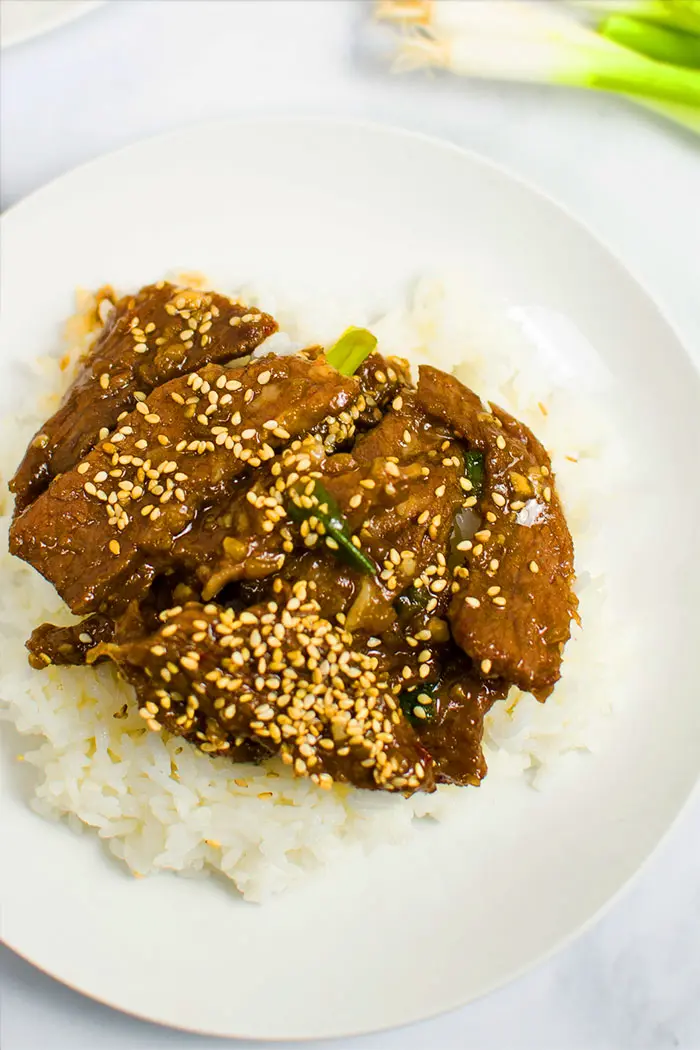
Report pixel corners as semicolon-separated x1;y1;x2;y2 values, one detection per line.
1;118;699;1040
0;0;103;49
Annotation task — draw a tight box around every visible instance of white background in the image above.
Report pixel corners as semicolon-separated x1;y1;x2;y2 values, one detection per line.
1;2;700;1048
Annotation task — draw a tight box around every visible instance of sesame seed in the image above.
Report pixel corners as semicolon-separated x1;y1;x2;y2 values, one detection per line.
481;659;492;674
529;561;540;573
257;370;271;385
492;492;506;507
109;540;120;555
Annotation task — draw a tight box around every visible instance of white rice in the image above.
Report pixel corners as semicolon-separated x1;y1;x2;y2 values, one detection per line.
0;274;615;901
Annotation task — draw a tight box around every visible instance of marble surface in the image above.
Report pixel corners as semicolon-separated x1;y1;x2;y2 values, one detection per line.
1;2;699;1047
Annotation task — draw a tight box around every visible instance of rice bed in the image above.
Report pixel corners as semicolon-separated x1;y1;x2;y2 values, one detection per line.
0;274;613;901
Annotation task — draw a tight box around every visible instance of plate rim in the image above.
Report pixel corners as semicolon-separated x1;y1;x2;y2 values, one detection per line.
2;114;699;1040
3;112;698;382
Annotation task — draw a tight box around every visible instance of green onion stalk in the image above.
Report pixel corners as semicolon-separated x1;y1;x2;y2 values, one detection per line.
377;0;700;134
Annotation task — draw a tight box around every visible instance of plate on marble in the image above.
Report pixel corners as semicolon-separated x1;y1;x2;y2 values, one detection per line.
1;117;699;1040
0;0;103;49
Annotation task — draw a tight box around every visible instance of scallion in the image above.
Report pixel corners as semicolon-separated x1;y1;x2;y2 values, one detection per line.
377;0;700;132
326;327;378;377
601;13;700;66
287;480;376;576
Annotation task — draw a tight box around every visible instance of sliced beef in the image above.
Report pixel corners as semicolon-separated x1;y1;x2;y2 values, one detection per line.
94;586;434;793
26;576;201;669
171;394;466;620
353;352;412;428
26;615;115;669
10;355;360;616
172;474;289;600
410;655;509;785
11;283;277;512
416;366;577;696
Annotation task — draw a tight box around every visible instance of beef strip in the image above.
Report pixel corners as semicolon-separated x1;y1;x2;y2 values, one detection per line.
11;282;277;513
416;367;577;697
170;388;466;617
409;654;509;785
26;615;115;669
353;352;412;428
94;586;434;794
10;355;360;616
26;576;200;669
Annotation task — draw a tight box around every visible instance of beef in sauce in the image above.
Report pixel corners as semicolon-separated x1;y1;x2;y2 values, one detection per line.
10;283;277;513
10;300;578;795
416;367;577;697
